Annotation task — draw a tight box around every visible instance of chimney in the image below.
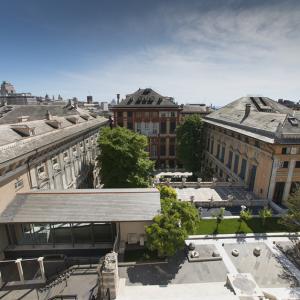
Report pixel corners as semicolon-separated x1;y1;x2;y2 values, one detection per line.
117;94;120;104
245;104;251;118
46;110;52;120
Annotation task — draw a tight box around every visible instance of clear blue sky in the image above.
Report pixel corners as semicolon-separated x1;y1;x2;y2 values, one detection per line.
1;0;300;105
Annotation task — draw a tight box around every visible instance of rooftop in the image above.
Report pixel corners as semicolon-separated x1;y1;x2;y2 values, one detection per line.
0;104;87;124
204;96;300;143
0;188;161;223
113;88;179;109
0;116;107;164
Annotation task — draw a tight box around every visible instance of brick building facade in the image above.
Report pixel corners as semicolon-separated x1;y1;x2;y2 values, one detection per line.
112;88;181;169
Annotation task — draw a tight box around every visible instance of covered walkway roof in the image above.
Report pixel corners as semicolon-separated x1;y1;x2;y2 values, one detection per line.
0;188;160;223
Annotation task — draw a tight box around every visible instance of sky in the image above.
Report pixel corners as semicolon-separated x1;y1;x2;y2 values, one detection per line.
1;0;300;106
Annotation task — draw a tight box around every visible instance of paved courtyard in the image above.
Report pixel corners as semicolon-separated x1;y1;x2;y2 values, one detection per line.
118;249;228;286
224;242;299;288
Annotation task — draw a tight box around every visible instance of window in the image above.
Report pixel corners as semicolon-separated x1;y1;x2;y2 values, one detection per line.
227;151;233;169
207;137;210;151
169;144;175;156
37;165;45;174
151;144;157;157
282;161;289;168
220;146;225;163
240;159;247;180
295;161;300;168
234;155;239;174
160;121;166;134
160;144;166;156
171;112;176;117
72;146;78;157
170;121;176;134
52;157;59;169
216;144;220;159
63;151;69;160
282;147;291;154
127;122;133;130
15;178;24;190
136;122;141;133
127;111;132;118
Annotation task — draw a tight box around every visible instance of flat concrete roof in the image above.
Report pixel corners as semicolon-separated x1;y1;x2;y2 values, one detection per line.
0;188;160;223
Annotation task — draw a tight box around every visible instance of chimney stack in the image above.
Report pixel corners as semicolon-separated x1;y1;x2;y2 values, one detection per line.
117;94;120;104
46;110;52;120
245;104;251;118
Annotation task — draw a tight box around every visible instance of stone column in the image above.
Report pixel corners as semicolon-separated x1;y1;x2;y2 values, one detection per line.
267;157;280;200
282;159;296;202
15;258;24;283
38;257;46;281
98;252;118;300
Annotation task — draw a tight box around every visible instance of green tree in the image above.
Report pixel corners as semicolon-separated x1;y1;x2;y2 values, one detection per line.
259;207;273;227
146;198;199;257
97;127;154;188
281;188;300;232
157;185;177;200
176;115;205;176
239;209;252;232
212;207;225;233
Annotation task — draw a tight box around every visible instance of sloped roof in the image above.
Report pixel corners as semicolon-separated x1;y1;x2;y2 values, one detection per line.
113;88;179;108
0;189;161;223
205;97;300;143
0;116;107;164
0;105;82;124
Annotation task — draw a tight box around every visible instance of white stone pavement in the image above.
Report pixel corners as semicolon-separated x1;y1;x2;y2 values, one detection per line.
117;279;238;300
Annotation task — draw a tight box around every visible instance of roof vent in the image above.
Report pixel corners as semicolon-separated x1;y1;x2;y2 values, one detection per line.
11;124;35;136
80;114;90;121
46;119;62;129
67;116;79;124
288;116;298;126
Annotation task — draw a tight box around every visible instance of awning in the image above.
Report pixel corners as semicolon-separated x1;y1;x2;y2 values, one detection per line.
0;188;161;223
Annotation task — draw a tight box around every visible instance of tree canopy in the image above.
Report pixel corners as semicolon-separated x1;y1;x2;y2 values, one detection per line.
97;126;154;188
146;192;199;257
281;188;300;232
176;115;206;176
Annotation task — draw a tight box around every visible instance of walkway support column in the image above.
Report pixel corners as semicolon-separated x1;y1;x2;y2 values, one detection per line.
15;258;25;283
38;257;46;281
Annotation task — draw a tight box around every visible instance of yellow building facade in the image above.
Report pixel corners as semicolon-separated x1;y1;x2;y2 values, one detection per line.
204;96;300;207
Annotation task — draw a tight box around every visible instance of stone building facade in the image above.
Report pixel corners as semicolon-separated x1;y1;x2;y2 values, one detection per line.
0;106;108;257
112;88;181;169
204;96;300;207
